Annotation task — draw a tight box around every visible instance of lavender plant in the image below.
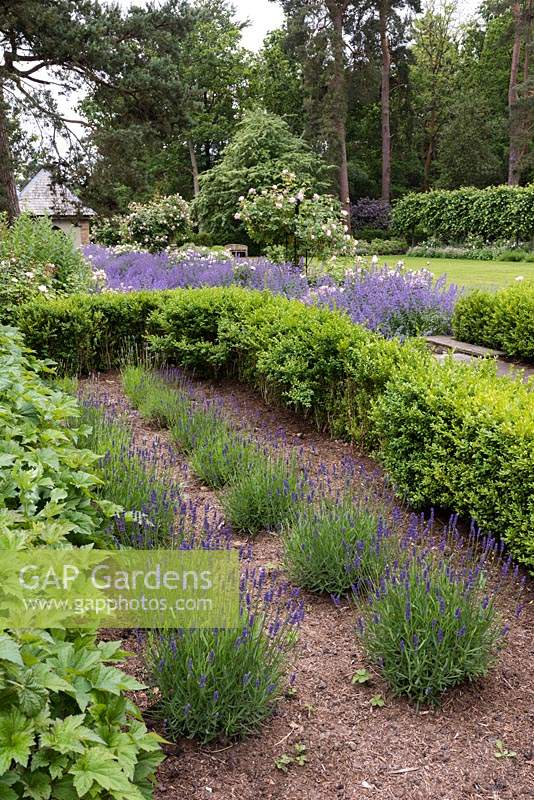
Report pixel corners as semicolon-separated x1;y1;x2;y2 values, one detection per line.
282;494;393;596
303;264;459;338
147;564;304;742
222;451;309;535
190;428;258;489
79;398;182;547
357;530;521;704
121;364;190;428
122;364;264;490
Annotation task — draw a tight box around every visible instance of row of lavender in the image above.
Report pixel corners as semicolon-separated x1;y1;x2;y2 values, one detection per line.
85;244;459;339
81;366;525;744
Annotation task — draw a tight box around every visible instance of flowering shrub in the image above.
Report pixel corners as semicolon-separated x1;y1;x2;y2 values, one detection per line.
93;194;191;253
357;526;522;704
84;245;456;338
148;560;303;742
125;194;191;251
303;263;459;338
237;172;354;263
0;214;91;321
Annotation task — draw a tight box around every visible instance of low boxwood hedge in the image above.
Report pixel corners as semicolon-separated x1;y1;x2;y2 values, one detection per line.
15;287;534;570
372;357;534;571
453;282;534;360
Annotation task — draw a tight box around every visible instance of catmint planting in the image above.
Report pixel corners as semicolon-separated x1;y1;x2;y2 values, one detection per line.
85;245;459;338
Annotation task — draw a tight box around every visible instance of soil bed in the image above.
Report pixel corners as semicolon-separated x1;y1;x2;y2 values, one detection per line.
84;372;534;800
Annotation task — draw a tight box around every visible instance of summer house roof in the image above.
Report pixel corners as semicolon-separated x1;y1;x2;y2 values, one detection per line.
18;169;95;218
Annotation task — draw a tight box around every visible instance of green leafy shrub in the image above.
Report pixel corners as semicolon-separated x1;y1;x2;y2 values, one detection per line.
147;570;303;743
282;495;389;596
358;542;506;705
498;249;529;262
0;631;164;799
393;186;534;244
451;290;500;348
371;357;534;570
0;325;113;547
494;282;534;360
16;291;166;374
0;326;164;797
355;238;408;256
407;242;495;260
0;214;92;322
452;282;534;360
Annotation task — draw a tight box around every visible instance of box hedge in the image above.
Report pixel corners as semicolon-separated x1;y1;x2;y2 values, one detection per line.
16;286;534;569
453;282;534;360
372;357;534;570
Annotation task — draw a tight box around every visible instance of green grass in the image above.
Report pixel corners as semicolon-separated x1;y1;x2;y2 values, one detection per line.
313;255;534;291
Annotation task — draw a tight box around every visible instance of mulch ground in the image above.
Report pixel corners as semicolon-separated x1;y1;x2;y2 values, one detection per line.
84;372;534;800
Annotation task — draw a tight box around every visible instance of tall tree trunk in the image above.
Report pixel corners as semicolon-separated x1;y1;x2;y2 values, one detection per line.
508;1;523;185
518;0;533;168
327;1;351;227
422;108;438;191
0;86;21;223
188;139;200;197
380;0;391;204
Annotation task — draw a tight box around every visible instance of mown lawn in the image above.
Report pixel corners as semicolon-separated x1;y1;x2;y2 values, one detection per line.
314;254;534;290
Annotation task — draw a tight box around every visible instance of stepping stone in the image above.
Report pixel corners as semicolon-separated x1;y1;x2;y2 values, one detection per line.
425;335;505;359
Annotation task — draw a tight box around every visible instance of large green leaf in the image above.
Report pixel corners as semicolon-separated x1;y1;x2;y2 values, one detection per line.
0;635;23;666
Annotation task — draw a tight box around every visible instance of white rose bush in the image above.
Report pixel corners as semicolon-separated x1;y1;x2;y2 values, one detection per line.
237;172;355;264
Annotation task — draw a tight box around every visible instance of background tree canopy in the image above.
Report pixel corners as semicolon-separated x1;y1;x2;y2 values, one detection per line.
1;0;533;228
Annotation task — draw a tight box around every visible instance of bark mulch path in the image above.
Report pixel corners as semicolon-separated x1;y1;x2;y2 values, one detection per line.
85;372;534;800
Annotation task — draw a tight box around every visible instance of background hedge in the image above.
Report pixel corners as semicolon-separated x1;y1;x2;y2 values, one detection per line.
393;185;534;244
453;282;534;360
16;287;534;570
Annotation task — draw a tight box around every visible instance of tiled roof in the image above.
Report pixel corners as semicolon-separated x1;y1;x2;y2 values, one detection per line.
18;169;95;217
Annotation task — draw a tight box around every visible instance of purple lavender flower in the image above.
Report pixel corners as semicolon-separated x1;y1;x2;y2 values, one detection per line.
86;245;459;338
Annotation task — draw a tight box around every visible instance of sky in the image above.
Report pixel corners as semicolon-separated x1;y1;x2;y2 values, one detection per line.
116;1;483;51
228;0;284;50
